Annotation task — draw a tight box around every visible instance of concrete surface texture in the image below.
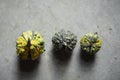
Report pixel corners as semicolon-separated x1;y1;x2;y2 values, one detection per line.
0;0;120;80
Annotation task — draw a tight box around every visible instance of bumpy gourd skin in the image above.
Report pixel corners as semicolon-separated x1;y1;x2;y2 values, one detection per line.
16;30;45;60
80;32;102;55
52;30;77;51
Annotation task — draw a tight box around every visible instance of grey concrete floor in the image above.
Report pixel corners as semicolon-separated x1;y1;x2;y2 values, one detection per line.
0;0;120;80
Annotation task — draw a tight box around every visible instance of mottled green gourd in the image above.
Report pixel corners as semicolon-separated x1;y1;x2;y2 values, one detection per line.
52;30;77;51
80;32;102;55
16;30;45;60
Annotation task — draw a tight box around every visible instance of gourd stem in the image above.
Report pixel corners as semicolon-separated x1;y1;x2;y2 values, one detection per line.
27;38;31;59
27;38;31;47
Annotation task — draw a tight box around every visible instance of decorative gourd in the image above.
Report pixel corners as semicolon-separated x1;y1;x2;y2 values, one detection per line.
52;30;77;51
80;32;102;55
16;30;45;60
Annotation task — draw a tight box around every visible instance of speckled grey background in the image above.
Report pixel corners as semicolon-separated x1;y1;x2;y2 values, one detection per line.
0;0;120;80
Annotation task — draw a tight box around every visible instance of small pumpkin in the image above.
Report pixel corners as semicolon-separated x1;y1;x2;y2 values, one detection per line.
16;30;45;60
80;32;102;55
52;30;77;51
